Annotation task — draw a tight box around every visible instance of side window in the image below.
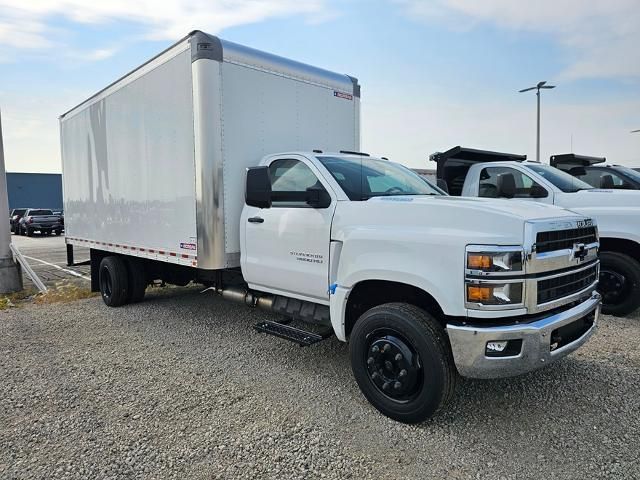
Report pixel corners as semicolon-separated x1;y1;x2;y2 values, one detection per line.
268;159;327;207
478;168;500;198
479;167;547;199
580;168;605;187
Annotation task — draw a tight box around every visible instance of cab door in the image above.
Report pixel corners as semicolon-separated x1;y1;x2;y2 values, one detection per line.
242;156;336;303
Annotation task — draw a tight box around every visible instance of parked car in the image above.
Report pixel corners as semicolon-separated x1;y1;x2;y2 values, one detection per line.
550;154;640;190
18;208;64;236
60;31;600;423
431;146;640;316
53;210;64;230
9;208;28;233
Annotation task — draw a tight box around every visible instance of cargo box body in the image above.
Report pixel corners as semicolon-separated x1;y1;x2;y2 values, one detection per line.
60;31;360;270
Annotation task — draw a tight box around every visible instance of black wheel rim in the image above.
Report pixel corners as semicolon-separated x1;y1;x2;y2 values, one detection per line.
599;269;630;306
364;329;423;403
100;268;113;300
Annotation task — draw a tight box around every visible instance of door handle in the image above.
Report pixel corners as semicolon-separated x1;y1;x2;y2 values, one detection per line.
248;216;264;224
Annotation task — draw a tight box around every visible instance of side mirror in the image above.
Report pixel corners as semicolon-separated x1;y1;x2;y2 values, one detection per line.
496;173;516;199
306;185;332;208
245;167;272;209
530;185;549;198
436;179;449;194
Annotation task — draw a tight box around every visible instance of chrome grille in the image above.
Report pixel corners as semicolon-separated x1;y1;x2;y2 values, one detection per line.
535;227;597;254
537;264;598;305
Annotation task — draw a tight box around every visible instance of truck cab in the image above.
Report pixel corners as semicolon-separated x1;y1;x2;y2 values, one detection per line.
550;153;640;190
433;146;640;316
239;151;600;421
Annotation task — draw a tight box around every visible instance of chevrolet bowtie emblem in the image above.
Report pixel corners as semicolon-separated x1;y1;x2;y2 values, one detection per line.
573;243;587;261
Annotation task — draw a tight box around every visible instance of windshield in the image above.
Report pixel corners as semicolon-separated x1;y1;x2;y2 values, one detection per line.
12;209;26;216
524;164;593;193
317;156;444;200
618;166;640;183
29;209;53;216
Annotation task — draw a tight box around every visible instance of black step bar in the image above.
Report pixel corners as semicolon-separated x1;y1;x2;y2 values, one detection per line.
254;320;333;346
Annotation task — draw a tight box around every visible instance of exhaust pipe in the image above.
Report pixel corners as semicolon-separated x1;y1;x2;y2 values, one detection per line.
211;285;274;311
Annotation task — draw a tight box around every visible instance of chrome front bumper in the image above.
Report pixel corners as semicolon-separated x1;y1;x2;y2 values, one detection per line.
446;292;600;379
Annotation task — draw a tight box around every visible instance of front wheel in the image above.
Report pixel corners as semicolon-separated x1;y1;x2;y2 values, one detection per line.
349;303;457;423
599;251;640;316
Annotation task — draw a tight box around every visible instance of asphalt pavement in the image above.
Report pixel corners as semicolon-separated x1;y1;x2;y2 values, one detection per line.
9;233;90;290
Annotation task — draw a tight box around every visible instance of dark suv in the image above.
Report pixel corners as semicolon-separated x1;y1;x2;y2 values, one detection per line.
17;209;64;236
9;208;28;233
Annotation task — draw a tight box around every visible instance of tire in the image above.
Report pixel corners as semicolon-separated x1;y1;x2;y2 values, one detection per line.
125;258;147;303
349;302;457;423
54;230;61;236
26;227;33;237
99;256;130;307
599;251;640;316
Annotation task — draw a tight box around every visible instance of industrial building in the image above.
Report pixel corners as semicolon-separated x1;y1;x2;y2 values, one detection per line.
6;173;63;211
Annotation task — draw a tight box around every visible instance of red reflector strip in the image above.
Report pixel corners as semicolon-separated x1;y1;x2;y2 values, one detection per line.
67;237;196;264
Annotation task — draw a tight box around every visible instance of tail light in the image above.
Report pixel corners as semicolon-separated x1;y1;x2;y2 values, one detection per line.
27;217;33;224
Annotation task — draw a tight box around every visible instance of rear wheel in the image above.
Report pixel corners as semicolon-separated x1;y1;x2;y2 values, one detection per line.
26;227;33;237
349;303;456;423
599;251;640;316
99;256;129;307
125;258;147;303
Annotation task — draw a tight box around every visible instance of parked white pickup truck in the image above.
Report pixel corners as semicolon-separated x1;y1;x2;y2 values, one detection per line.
60;31;601;423
432;146;640;316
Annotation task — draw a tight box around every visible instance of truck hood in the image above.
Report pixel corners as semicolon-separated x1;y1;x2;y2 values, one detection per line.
332;194;587;248
556;189;640;210
555;189;640;240
371;195;580;221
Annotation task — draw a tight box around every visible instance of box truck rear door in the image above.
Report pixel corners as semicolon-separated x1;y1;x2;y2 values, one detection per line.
243;157;335;303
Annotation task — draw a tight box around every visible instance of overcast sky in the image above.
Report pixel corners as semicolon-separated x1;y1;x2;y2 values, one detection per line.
1;0;639;173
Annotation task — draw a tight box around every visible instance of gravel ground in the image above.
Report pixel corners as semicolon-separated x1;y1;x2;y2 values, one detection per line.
1;288;639;480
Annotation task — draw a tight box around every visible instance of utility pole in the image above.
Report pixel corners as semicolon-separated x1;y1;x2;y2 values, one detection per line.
519;81;556;162
0;108;23;293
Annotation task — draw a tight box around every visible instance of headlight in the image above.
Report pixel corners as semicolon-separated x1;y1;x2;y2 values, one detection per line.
465;246;526;310
466;248;523;273
466;282;523;306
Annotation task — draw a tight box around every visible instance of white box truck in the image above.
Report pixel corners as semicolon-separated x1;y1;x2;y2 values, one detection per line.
61;31;601;423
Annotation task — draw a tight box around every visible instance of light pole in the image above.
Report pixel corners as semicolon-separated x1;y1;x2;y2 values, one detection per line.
519;81;556;162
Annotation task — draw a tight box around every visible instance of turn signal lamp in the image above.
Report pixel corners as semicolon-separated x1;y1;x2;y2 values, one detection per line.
467;285;492;302
467;254;493;270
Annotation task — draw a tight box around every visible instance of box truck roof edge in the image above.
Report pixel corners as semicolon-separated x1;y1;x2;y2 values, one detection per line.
60;30;360;120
